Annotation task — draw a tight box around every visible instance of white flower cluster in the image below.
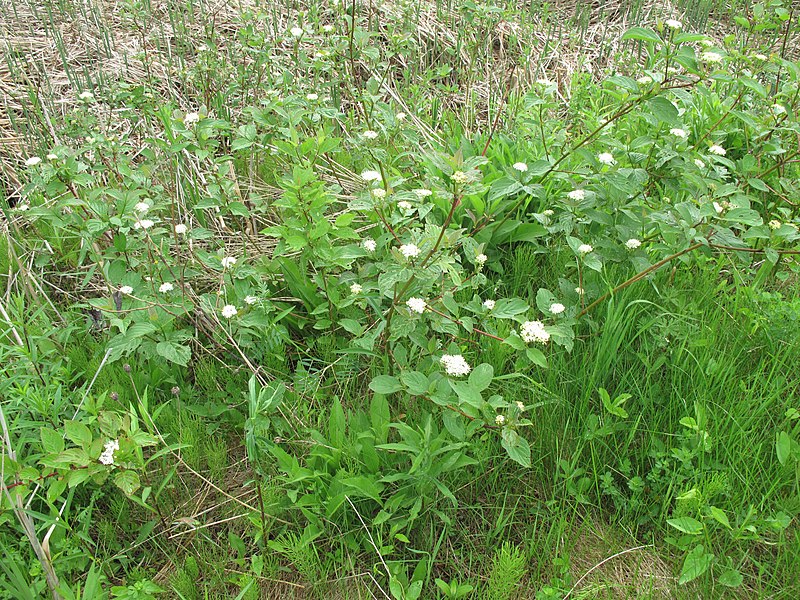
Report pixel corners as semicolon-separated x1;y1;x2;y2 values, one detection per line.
350;283;363;294
413;188;433;198
175;223;188;235
119;285;134;295
99;439;119;465
597;152;615;166
578;243;593;255
221;256;237;269
221;305;238;319
483;299;495;310
398;200;413;212
440;354;471;377
520;320;550;344
451;171;471;184
568;189;585;201
475;253;488;265
362;130;379;140
400;243;420;259
159;282;174;293
134;219;154;230
708;144;726;155
669;128;688;139
512;162;528;172
549;303;565;315
625;238;642;250
363;238;377;252
361;170;382;182
406;297;426;314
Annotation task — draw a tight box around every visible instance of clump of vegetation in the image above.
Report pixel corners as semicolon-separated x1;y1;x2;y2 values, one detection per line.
1;0;799;598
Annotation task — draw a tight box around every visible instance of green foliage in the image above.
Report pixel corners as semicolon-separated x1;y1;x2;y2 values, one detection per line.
1;1;800;598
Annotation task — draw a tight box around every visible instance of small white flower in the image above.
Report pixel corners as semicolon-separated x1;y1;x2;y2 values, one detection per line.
475;253;488;265
578;244;593;255
322;24;334;33
79;90;95;101
575;287;585;295
694;159;706;169
413;188;433;197
669;128;688;139
702;51;723;63
515;401;525;411
406;297;426;314
665;19;682;29
362;130;379;140
397;200;413;211
709;144;726;155
754;53;768;61
221;256;237;269
713;201;724;214
25;157;42;167
306;93;319;101
520;320;550;344
597;152;615;166
175;223;188;235
99;439;119;465
543;209;554;217
371;188;387;199
549;303;565;315
768;220;782;230
637;75;653;84
159;282;174;293
134;202;150;213
244;295;258;304
361;170;382;182
568;189;586;201
483;299;496;310
119;285;134;295
440;354;471;377
512;162;528;172
221;305;238;319
625;238;642;250
16;203;30;212
290;26;304;38
363;238;377;252
400;243;421;259
396;112;407;121
495;414;506;426
350;283;363;294
46;153;59;161
184;112;200;125
133;219;154;230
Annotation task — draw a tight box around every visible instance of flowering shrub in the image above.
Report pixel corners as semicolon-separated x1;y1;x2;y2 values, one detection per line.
3;11;800;598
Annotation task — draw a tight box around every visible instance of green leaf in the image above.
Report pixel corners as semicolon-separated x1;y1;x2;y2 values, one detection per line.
707;506;731;529
156;341;192;366
369;375;402;395
678;545;714;585
718;569;743;587
647;97;679;124
450;380;483;409
491;298;529;318
468;363;494;392
622;27;663;45
114;470;141;496
501;428;531;468
329;398;346;450
401;371;429;396
667;516;704;535
64;421;92;448
776;431;791;465
40;428;64;454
